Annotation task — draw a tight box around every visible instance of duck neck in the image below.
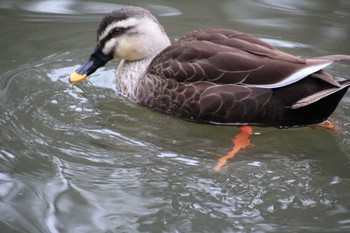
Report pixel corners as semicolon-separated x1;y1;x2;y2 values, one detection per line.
115;58;153;101
115;28;171;101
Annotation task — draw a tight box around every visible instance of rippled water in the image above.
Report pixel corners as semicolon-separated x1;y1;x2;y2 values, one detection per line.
1;0;350;232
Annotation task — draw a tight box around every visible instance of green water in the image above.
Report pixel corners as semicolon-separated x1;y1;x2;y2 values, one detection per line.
1;0;350;232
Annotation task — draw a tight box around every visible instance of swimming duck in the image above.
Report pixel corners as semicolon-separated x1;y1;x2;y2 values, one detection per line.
70;6;350;170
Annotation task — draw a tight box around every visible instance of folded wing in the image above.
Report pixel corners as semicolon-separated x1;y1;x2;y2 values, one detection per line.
148;29;350;88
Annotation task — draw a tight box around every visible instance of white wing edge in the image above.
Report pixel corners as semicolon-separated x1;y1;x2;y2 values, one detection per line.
251;61;332;89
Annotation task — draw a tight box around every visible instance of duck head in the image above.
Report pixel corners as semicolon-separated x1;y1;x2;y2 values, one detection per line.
70;6;170;83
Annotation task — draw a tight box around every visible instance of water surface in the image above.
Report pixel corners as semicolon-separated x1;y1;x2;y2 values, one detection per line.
1;0;350;232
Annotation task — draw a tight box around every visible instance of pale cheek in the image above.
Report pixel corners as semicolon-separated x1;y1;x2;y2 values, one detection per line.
102;38;117;55
115;39;142;61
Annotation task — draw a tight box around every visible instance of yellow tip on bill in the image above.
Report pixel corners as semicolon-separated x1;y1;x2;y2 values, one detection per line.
69;72;88;83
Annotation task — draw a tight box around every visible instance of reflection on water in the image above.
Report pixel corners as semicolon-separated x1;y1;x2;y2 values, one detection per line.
0;0;182;16
0;0;122;14
1;0;350;232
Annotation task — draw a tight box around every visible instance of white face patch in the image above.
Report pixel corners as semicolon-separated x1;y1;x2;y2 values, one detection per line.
98;17;139;41
102;37;117;55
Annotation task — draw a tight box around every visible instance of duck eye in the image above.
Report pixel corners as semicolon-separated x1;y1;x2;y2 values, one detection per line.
112;27;124;35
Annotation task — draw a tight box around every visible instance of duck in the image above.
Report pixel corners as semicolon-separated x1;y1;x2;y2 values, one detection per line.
70;6;350;170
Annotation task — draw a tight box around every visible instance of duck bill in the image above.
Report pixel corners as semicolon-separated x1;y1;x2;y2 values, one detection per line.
69;46;113;83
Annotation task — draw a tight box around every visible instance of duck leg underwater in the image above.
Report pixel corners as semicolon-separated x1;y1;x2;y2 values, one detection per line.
213;119;341;171
213;126;254;171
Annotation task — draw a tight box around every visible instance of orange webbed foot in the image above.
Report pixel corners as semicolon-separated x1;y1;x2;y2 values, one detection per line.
213;126;253;171
313;119;340;131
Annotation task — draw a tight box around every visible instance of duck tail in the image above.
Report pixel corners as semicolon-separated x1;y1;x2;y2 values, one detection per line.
290;80;350;109
291;80;350;109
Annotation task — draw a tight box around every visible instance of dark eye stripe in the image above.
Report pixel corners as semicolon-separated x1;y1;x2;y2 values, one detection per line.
98;26;132;49
99;34;113;50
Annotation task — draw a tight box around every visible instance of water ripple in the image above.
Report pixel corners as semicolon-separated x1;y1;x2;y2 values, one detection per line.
2;50;350;231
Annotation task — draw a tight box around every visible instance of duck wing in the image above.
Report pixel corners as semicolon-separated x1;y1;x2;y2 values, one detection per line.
148;29;350;88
